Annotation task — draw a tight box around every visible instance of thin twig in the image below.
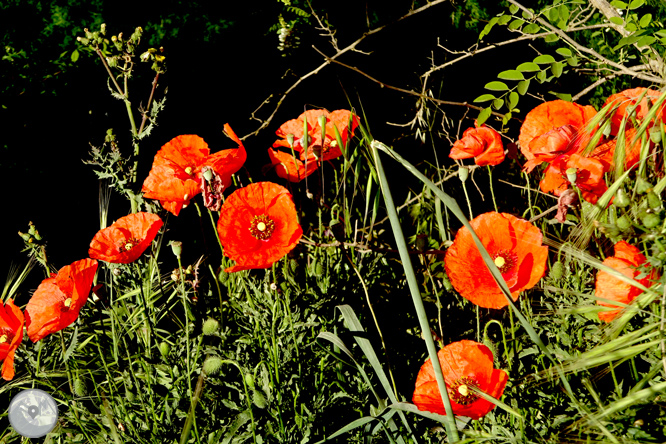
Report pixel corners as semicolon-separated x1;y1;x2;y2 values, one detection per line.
138;72;160;136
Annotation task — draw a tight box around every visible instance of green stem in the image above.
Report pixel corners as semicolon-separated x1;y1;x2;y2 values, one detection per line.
370;142;460;441
488;166;498;212
461;179;473;220
179;370;206;444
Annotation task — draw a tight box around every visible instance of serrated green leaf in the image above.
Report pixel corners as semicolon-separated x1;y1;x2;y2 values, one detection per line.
517;62;540;72
629;0;644;9
610;16;624;25
509;4;519;14
509;18;524;30
477;107;492;126
543;33;559;42
62;326;79;363
636;35;656;47
492;98;504;110
508;91;520;110
474;94;496;103
485;81;509;91
640;13;652;28
524;23;540;34
498;15;512;25
551;61;564;77
517;79;530;95
534;54;556;64
497;70;525;80
556;48;573;57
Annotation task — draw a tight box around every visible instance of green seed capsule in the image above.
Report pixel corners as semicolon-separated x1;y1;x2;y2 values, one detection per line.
74;378;87;397
636;177;653;194
159;342;170;358
641;212;661;229
615;188;631;208
244;373;255;388
616;214;632;231
647;191;662;209
218;269;229;284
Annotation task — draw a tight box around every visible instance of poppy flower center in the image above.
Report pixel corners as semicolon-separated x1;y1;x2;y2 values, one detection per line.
185;166;193;176
64;298;72;309
118;238;140;253
450;376;480;405
492;250;518;274
249;215;276;240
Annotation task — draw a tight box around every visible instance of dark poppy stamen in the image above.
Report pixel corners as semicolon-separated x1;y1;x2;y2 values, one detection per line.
0;328;14;344
249;215;276;240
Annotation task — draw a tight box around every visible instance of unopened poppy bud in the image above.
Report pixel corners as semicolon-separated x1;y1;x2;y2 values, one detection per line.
566;167;577;184
218;269;229;283
318;115;327;139
636;177;653;194
159;342;170;358
615;188;631;208
647;191;662;209
202;318;220;335
650;127;662;143
244;373;255;388
641;212;661;229
287;133;295;148
616;214;632;231
203;356;223;375
74;377;87;397
18;231;30;242
458;166;469;182
170;240;183;258
550;261;564;279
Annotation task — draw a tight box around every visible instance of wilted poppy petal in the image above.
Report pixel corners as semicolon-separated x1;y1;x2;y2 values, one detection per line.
217;182;303;272
89;213;163;264
444;212;548;309
26;258;98;342
413;340;508;420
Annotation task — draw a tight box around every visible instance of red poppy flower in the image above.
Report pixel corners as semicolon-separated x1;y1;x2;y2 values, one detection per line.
142;124;246;215
449;125;504;166
591;128;645;170
604;87;665;136
595;241;657;322
273;109;359;163
413;340;508;420
444;212;548;309
26;258;98;342
539;153;609;204
89;212;163;264
0;299;24;380
267;148;318;183
519;100;598;170
217;182;302;272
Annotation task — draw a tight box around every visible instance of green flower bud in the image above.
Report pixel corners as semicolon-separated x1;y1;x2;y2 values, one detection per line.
647;191;662;210
641;212;661;229
244;373;255;388
159;342;170;359
636;177;653;194
314;261;324;276
202;318;220;336
218;269;229;284
550;261;564;280
650;126;662;143
615;188;631;208
616;214;632;231
74;377;87;397
203;356;223;375
125;387;135;402
252;389;267;409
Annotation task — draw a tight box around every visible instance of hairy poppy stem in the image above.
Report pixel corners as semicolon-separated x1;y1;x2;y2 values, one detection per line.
488;166;498;212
